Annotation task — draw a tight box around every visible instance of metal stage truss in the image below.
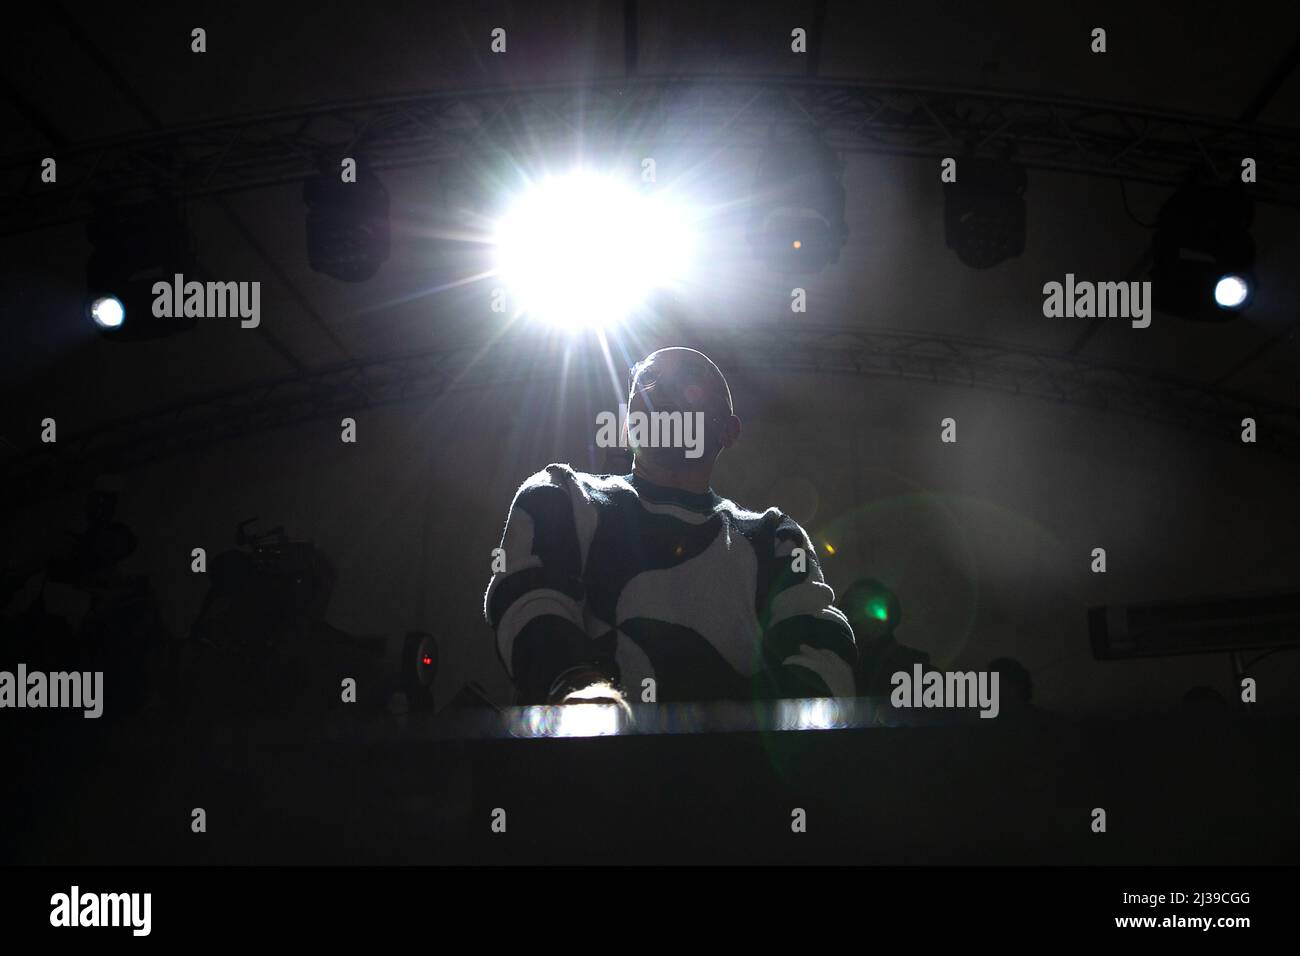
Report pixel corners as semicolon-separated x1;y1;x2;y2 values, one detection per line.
6;326;1298;504
5;76;1300;235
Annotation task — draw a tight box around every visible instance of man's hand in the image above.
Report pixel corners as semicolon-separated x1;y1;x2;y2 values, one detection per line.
561;679;625;705
548;667;634;723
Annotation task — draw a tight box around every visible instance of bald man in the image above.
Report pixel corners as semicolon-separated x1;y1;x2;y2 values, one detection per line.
484;347;857;707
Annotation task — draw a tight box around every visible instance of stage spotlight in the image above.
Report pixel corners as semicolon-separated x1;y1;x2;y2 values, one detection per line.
944;157;1027;269
88;295;125;329
747;131;848;273
839;577;900;635
85;201;198;341
1214;273;1251;310
1149;185;1255;320
303;160;391;282
494;170;696;330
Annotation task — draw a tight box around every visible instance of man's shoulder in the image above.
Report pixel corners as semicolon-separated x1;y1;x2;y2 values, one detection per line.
514;463;633;504
715;494;805;538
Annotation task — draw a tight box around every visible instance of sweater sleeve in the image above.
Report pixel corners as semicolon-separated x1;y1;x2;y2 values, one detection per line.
756;515;858;698
483;466;611;703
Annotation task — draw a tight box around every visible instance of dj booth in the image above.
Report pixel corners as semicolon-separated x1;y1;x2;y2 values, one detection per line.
4;699;1296;865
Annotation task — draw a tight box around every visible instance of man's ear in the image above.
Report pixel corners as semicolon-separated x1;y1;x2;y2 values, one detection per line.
720;414;742;450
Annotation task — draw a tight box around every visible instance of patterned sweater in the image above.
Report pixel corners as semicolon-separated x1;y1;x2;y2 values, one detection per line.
484;464;857;703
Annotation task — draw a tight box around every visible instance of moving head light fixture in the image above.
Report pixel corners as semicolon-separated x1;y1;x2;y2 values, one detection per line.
1148;183;1256;320
303;155;391;282
944;155;1027;269
747;128;848;273
85;199;198;342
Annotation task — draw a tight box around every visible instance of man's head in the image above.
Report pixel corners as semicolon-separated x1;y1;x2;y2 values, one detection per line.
625;347;741;489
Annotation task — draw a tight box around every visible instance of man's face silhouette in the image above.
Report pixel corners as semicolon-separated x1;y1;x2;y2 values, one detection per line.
624;347;741;492
628;353;701;467
627;349;736;470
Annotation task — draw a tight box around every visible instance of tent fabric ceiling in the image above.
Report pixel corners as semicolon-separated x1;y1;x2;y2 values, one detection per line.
3;1;1299;445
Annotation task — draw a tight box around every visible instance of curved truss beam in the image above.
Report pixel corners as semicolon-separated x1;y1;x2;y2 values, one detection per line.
5;326;1297;508
4;76;1300;235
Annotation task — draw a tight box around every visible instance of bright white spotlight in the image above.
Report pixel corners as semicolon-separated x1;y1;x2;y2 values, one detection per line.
1214;274;1249;309
494;170;696;330
89;295;125;329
